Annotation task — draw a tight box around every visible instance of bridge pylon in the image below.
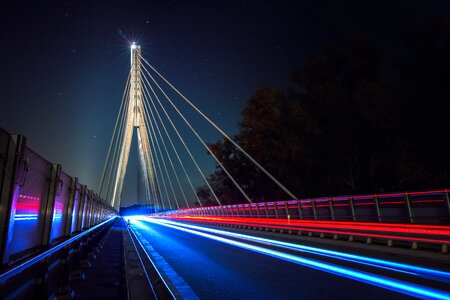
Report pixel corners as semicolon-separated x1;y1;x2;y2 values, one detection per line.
111;43;157;210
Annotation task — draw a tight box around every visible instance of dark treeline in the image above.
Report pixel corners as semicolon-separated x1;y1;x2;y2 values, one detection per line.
197;18;450;206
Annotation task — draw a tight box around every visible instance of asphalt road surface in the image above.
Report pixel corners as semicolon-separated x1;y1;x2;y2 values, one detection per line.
127;217;450;299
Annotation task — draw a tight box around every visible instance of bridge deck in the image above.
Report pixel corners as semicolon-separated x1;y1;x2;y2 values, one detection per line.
130;218;427;299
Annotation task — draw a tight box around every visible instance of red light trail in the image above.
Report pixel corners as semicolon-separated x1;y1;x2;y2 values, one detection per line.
161;216;450;245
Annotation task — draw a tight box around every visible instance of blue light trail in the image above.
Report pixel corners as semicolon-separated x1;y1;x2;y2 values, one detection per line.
130;216;450;300
150;217;450;284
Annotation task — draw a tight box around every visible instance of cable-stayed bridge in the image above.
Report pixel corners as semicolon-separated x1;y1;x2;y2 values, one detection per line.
0;44;450;300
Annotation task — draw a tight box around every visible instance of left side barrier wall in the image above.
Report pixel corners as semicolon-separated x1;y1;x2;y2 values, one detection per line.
0;127;116;266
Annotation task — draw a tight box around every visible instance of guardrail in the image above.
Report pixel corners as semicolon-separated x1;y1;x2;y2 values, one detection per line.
163;189;450;253
168;189;450;225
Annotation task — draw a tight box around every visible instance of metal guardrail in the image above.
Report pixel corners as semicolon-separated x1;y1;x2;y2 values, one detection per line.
168;189;450;225
163;189;450;253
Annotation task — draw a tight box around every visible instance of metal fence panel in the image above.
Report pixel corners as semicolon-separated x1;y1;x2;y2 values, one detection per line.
409;191;449;224
9;147;52;258
80;189;89;229
70;181;81;234
378;194;409;223
50;171;72;242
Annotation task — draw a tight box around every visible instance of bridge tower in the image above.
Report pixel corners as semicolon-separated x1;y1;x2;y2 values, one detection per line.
111;43;157;210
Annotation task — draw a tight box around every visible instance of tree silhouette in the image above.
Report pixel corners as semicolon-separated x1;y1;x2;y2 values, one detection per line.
197;18;450;205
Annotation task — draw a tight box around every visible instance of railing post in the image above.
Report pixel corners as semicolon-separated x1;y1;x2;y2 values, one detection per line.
76;186;87;233
64;178;77;237
374;194;381;222
297;200;303;220
405;192;414;224
445;189;450;221
274;203;279;219
311;199;317;220
285;201;289;219
41;164;61;246
264;202;269;218
349;196;356;221
328;197;335;220
86;190;94;228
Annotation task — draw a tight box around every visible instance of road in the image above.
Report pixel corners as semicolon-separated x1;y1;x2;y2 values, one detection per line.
129;217;450;300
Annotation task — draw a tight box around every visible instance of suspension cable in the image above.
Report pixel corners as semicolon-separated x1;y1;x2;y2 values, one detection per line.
141;81;201;207
143;111;169;210
105;78;131;204
146;87;202;207
140;55;298;200
141;87;180;209
141;82;190;208
140;90;173;210
141;62;252;204
140;69;219;206
98;71;131;197
143;110;169;210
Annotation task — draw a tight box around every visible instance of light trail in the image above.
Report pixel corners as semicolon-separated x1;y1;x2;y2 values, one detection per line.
130;217;450;300
169;216;450;234
164;216;450;244
148;218;450;284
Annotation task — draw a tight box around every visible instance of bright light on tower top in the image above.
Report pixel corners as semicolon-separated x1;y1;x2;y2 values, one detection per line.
131;42;138;49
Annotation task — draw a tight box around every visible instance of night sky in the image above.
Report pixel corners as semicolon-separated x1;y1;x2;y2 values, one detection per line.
0;1;448;207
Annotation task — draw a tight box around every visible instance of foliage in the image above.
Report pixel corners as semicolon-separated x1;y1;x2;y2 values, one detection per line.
197;18;450;205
